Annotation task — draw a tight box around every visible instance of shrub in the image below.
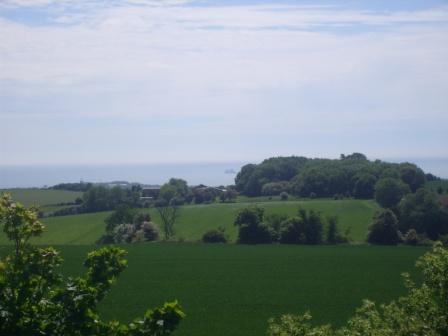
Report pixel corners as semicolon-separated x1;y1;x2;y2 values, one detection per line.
202;227;228;243
403;229;420;246
279;217;306;244
326;216;348;244
234;206;275;244
0;194;184;335
278;209;324;245
280;192;289;201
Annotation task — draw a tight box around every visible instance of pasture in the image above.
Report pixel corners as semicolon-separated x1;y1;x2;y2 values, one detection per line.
53;244;426;336
0;199;378;244
0;188;82;206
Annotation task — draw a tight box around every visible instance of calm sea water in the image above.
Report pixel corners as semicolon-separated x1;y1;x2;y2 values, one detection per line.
0;158;446;189
0;162;245;188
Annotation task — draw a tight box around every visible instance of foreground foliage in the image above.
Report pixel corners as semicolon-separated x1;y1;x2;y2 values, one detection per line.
0;194;184;335
267;242;448;336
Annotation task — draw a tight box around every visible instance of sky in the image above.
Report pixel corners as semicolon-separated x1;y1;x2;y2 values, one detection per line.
1;0;448;166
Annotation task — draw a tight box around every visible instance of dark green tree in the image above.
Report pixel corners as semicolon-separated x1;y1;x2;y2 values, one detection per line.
399;188;448;240
374;178;410;209
353;174;377;199
367;209;400;245
399;163;426;192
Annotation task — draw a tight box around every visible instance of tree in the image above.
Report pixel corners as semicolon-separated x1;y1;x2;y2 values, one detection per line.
374;177;410;209
398;188;448;240
352;174;377;199
159;178;189;205
0;194;184;335
367;209;400;245
399;163;426;192
155;200;179;240
267;243;448;336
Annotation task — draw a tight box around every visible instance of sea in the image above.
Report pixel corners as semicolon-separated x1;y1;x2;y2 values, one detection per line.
0;162;245;188
0;158;447;189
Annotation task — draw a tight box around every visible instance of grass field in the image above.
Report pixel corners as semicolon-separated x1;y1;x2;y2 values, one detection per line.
0;199;378;245
0;188;82;206
47;244;426;336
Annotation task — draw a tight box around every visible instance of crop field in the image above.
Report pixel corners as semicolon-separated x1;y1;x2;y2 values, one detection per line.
49;244;426;336
0;199;378;245
0;188;82;207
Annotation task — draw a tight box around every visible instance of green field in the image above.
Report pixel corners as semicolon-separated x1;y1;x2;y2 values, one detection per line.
49;244;425;336
0;188;82;207
0;199;378;245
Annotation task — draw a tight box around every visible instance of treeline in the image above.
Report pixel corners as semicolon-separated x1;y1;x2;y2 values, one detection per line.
233;206;348;245
51;178;237;216
51;185;143;216
235;153;427;198
50;182;93;192
156;178;237;206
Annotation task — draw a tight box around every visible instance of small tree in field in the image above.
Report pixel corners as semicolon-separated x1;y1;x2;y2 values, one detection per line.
155;200;179;240
0;194;185;335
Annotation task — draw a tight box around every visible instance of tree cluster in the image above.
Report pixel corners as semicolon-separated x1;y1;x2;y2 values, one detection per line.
234;206;348;245
50;182;93;192
235;154;427;199
97;205;159;244
368;188;448;245
158;179;236;206
0;194;184;335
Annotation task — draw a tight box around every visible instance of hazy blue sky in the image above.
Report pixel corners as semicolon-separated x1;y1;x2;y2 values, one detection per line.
1;0;447;165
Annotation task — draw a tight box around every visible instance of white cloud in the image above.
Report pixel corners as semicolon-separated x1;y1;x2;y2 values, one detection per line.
0;1;447;164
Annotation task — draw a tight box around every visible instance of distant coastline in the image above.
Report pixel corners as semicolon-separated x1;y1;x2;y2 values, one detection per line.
0;162;245;189
0;158;447;189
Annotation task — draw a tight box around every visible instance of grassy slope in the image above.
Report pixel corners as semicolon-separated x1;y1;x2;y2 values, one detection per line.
0;199;378;245
54;244;426;336
0;188;83;206
151;199;378;243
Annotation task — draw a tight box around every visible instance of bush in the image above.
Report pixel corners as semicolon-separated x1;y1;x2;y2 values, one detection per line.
279;217;306;244
280;192;289;201
0;194;184;335
278;209;324;245
238;223;274;244
367;209;400;245
326;216;348;244
202;227;228;243
403;229;420;246
234;206;275;244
